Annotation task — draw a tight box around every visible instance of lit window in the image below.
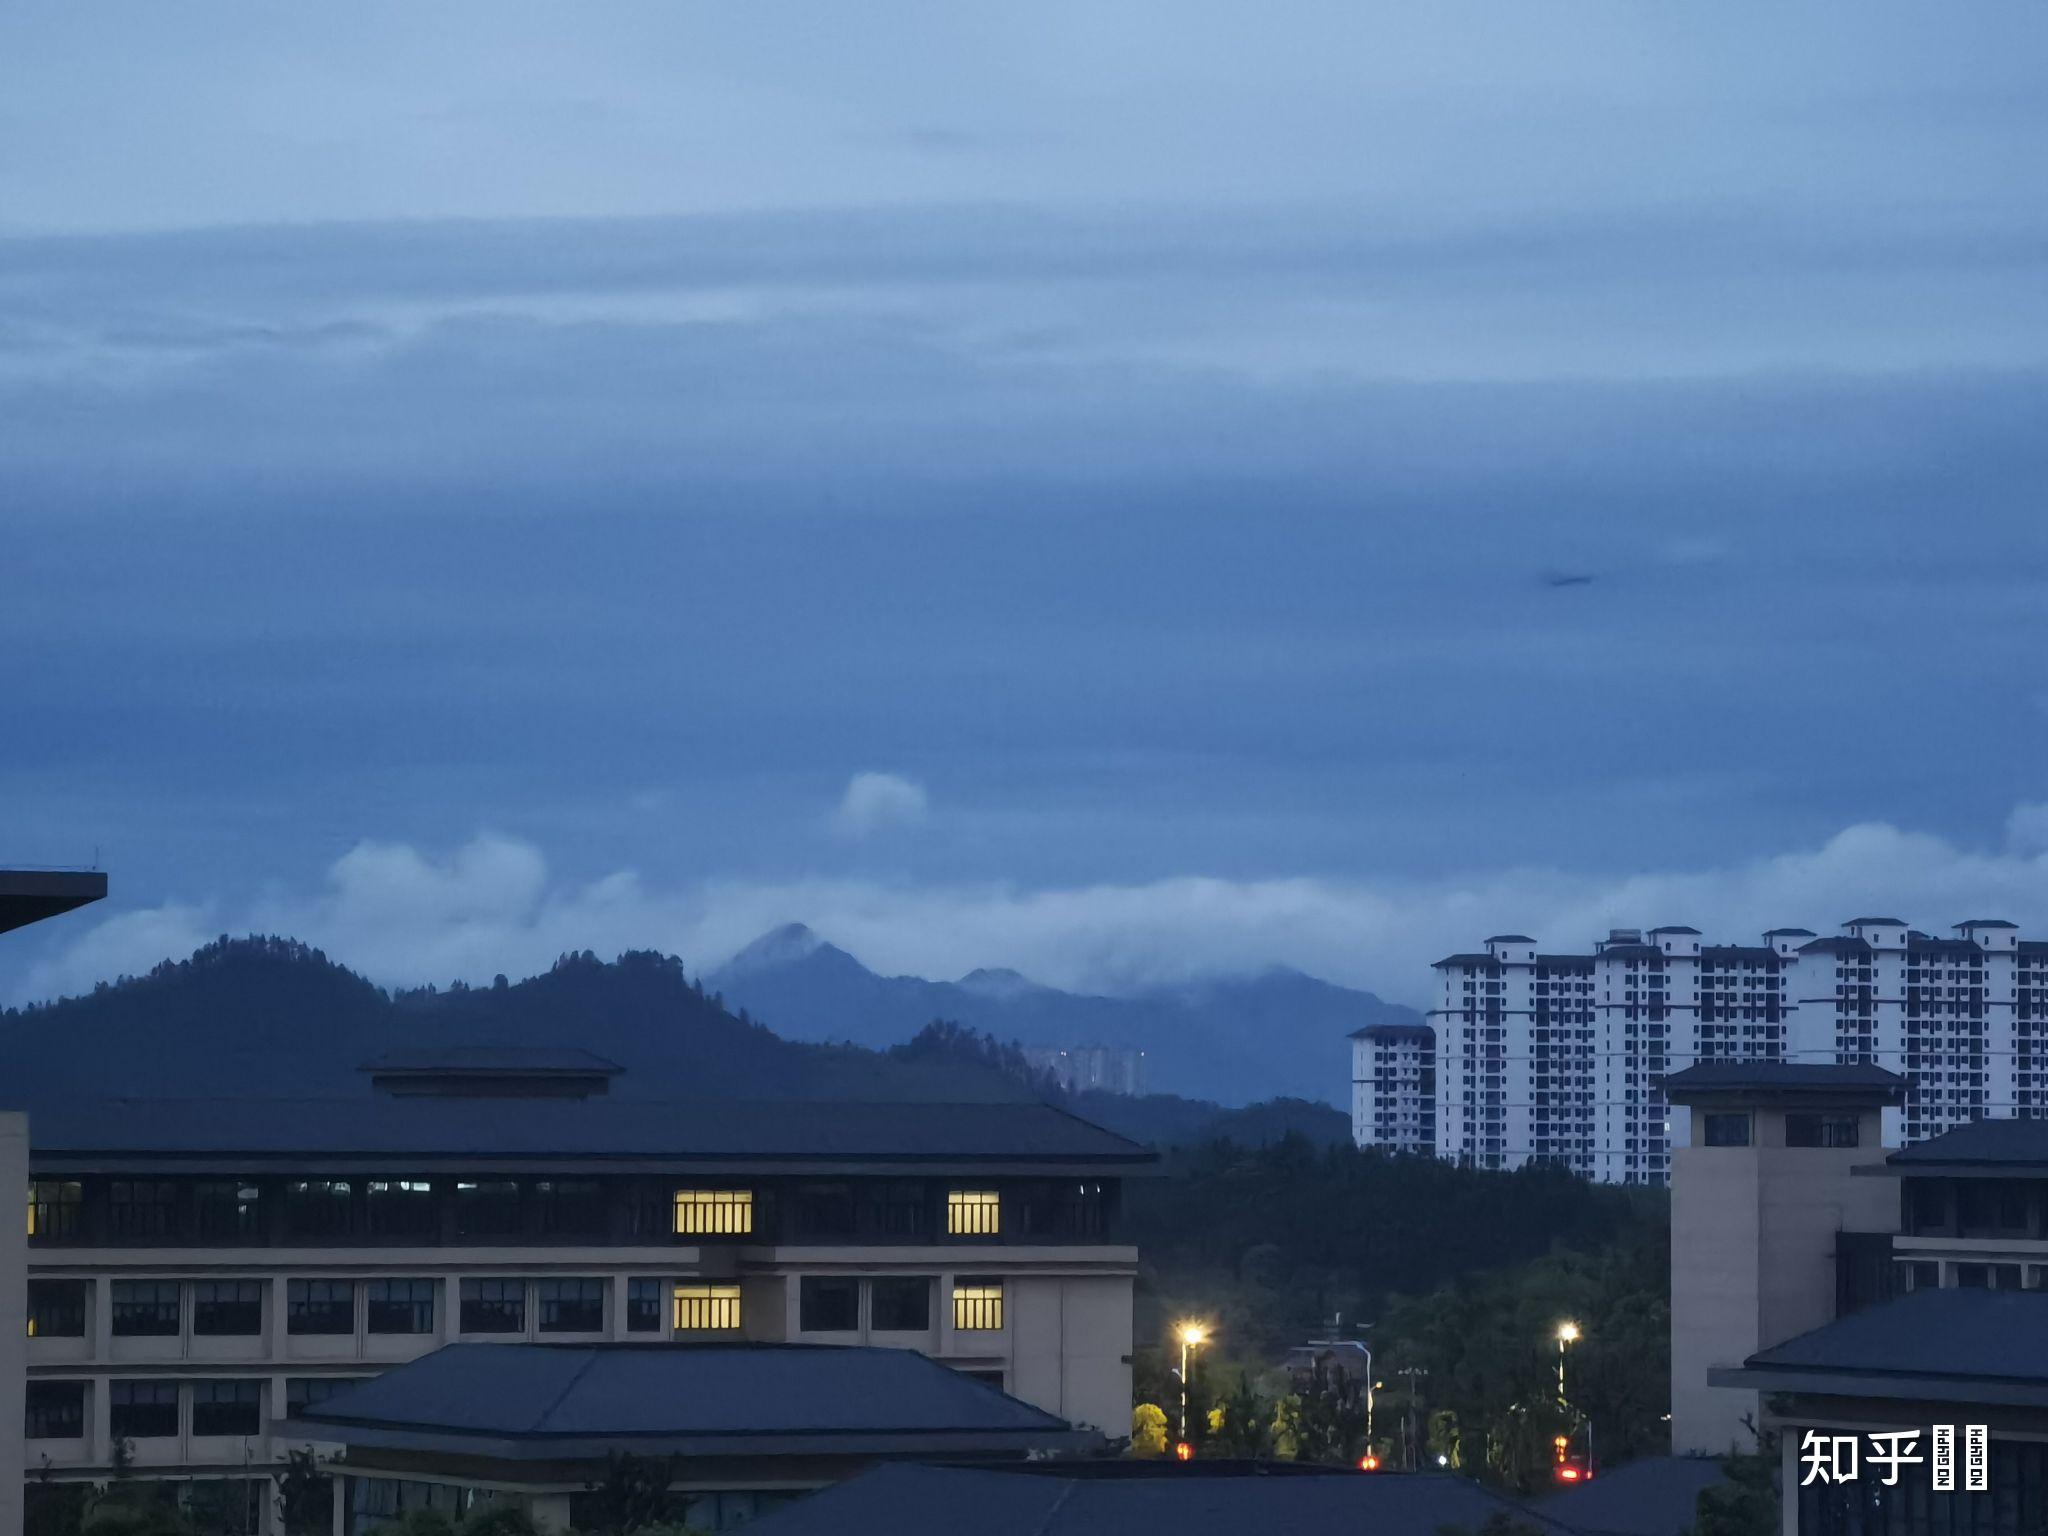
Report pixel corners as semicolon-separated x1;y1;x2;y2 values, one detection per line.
947;1190;1001;1237
672;1284;741;1332
952;1280;1004;1331
672;1190;753;1236
27;1181;82;1242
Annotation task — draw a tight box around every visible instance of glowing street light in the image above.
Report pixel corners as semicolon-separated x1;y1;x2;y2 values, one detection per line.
1175;1320;1211;1441
1556;1321;1581;1407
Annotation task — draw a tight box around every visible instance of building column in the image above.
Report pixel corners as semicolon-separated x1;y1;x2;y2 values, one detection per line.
1;1113;27;1536
331;1470;349;1536
1779;1428;1799;1536
528;1493;573;1532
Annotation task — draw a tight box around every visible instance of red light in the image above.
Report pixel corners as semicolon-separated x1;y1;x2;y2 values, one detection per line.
1174;1441;1194;1462
1358;1455;1381;1472
1556;1467;1582;1482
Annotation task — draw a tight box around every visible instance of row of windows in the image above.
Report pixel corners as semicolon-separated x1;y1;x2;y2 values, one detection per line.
28;1179;1106;1246
25;1377;371;1441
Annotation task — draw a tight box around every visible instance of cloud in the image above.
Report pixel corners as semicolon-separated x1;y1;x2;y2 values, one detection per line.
831;772;930;841
22;807;2048;1011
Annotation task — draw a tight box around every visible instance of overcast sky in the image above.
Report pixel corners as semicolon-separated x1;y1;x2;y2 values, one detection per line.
6;3;2048;1006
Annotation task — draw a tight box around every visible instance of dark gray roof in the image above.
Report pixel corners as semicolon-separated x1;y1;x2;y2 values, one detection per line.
1762;928;1816;937
1727;1289;2048;1403
1907;938;1979;957
361;1046;623;1075
0;869;107;937
1888;1116;2048;1168
1432;954;1502;969
1485;934;1537;944
1538;1456;1728;1536
1844;916;1907;926
1597;945;1661;960
1958;920;2019;930
1798;936;1870;955
24;1096;1153;1169
1647;926;1702;936
1699;946;1776;962
1661;1062;1906;1103
1537;954;1595;969
292;1343;1091;1459
743;1463;1585;1536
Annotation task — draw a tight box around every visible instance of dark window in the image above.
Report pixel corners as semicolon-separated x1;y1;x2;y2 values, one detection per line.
459;1278;525;1333
863;1180;928;1237
108;1181;180;1242
27;1181;83;1243
1909;1180;1949;1232
365;1279;435;1335
286;1377;358;1414
536;1278;605;1332
1702;1112;1752;1147
26;1381;86;1439
1994;1263;2026;1289
1785;1114;1860;1149
799;1276;859;1332
192;1280;264;1336
627;1278;662;1333
1999;1184;2032;1231
1900;1260;1940;1291
794;1182;857;1238
111;1281;181;1337
110;1380;180;1439
195;1181;264;1243
286;1181;354;1239
27;1279;87;1338
870;1276;931;1332
454;1181;523;1239
365;1181;438;1239
191;1379;262;1436
1959;1182;1996;1231
957;1368;1006;1389
1956;1263;1991;1288
1019;1180;1107;1239
287;1280;355;1336
535;1181;606;1239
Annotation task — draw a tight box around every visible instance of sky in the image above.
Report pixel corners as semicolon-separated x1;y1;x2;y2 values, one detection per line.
6;2;2048;1008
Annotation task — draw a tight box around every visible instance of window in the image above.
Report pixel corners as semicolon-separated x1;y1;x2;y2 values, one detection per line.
1999;1184;2032;1231
366;1181;437;1239
947;1190;1001;1237
864;1180;928;1237
627;1277;663;1333
366;1279;435;1335
108;1181;180;1241
1019;1181;1106;1239
1956;1263;1991;1289
191;1379;262;1436
536;1181;606;1238
1958;1182;1995;1231
26;1181;82;1242
957;1368;1006;1389
27;1279;87;1338
454;1181;523;1239
192;1280;264;1336
459;1278;525;1333
1909;1180;1949;1232
1784;1112;1859;1149
799;1276;859;1332
952;1279;1004;1331
671;1284;741;1332
1701;1113;1751;1147
111;1281;182;1337
195;1181;264;1242
110;1380;180;1439
26;1381;86;1439
870;1277;931;1332
536;1278;605;1333
286;1377;359;1414
287;1279;355;1336
286;1181;354;1239
793;1183;855;1238
673;1189;753;1237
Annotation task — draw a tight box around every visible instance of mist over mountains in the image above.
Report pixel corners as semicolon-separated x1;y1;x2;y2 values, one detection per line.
708;922;1421;1106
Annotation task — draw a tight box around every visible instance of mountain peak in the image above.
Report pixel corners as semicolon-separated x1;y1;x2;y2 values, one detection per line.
954;966;1045;999
716;922;826;976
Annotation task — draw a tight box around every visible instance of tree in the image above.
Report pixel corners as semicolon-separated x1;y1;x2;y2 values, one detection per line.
1130;1403;1170;1457
1693;1432;1779;1536
1288;1358;1371;1466
272;1448;332;1536
577;1450;682;1534
1208;1377;1277;1459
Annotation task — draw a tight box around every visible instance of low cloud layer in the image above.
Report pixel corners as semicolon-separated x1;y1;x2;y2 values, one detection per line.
21;806;2048;1012
832;772;930;840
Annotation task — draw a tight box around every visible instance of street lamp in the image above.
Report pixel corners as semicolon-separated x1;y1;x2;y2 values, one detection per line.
1175;1321;1210;1441
1556;1321;1581;1408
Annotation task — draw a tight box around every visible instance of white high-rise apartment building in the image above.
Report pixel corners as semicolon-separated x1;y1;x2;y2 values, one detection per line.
1353;915;2048;1186
1347;1023;1436;1155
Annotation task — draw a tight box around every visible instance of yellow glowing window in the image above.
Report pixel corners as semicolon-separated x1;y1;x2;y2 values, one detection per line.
672;1284;742;1332
952;1281;1004;1331
673;1189;753;1236
947;1190;1001;1236
27;1182;81;1241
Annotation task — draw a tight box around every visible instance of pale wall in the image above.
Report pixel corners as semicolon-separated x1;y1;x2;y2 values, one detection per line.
2;1114;28;1536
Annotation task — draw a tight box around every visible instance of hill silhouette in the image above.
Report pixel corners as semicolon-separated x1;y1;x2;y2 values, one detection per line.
2;936;1349;1147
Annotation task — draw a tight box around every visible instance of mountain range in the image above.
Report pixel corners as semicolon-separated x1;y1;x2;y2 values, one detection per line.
706;923;1422;1106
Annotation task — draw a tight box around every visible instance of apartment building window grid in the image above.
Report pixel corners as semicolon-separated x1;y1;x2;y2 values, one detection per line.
952;1279;1004;1331
26;1381;86;1440
27;1278;87;1337
366;1278;435;1334
626;1277;663;1332
672;1188;753;1236
192;1279;265;1336
27;1179;83;1241
459;1278;526;1333
288;1279;355;1336
536;1277;606;1332
111;1280;182;1337
192;1379;263;1436
947;1189;1001;1237
110;1380;180;1440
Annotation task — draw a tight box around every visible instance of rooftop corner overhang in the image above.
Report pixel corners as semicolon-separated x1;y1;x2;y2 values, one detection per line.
1708;1366;2048;1410
1659;1065;1909;1109
281;1418;1104;1463
0;869;107;936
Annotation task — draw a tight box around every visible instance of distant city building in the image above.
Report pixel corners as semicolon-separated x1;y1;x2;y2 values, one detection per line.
1023;1044;1145;1097
1348;1023;1435;1156
1354;916;2048;1186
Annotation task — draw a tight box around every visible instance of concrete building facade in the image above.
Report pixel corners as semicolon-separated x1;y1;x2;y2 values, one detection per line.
1347;1022;1436;1156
